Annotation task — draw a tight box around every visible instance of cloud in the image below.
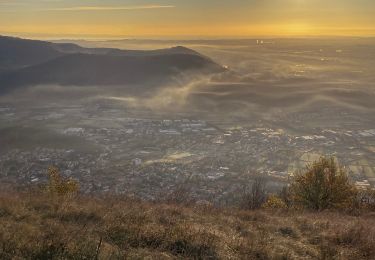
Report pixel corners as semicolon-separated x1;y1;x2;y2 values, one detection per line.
42;5;175;12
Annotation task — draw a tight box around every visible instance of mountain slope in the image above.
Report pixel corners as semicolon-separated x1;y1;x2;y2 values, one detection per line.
0;53;222;92
0;36;63;74
0;36;223;93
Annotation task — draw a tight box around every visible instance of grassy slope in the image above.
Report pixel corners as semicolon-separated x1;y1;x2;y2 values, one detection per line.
0;191;374;259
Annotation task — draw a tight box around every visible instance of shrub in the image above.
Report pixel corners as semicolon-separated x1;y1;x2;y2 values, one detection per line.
290;157;357;211
46;166;79;197
163;183;195;206
357;189;375;211
262;194;287;209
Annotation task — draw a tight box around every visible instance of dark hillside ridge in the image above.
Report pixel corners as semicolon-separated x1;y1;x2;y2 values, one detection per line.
0;36;224;92
0;53;222;90
0;36;63;73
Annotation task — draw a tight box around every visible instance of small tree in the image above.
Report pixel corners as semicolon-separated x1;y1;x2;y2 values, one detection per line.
290;157;357;211
279;186;292;208
241;176;267;210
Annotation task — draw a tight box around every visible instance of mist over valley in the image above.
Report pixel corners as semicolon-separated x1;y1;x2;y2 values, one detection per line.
0;36;374;201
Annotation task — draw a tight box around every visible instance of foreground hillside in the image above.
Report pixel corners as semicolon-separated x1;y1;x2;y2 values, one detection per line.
0;191;374;259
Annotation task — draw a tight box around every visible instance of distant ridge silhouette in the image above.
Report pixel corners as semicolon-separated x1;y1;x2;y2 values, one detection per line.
0;36;223;93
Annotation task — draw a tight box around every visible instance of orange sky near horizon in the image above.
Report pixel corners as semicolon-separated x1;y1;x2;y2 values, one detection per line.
0;0;374;39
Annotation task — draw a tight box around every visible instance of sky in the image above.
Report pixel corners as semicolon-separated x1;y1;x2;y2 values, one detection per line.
0;0;374;39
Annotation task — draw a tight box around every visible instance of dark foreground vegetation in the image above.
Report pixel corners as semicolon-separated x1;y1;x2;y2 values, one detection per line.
1;157;375;259
1;190;375;259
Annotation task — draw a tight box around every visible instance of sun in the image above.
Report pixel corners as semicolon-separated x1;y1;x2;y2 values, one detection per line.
283;23;313;35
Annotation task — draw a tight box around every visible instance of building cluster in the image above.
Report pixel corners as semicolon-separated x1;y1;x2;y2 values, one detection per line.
0;106;374;201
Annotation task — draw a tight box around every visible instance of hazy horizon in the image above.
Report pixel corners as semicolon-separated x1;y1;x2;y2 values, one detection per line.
1;0;375;39
3;34;375;42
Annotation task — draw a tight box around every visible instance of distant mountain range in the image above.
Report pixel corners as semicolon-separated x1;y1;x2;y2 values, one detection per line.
0;36;223;93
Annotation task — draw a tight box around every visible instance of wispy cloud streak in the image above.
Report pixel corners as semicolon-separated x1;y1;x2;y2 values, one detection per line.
43;5;175;11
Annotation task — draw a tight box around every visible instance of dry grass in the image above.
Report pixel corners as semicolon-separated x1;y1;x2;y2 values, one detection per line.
0;191;374;259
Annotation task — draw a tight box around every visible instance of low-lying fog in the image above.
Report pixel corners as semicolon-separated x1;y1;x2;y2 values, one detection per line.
1;38;374;198
3;38;374;129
